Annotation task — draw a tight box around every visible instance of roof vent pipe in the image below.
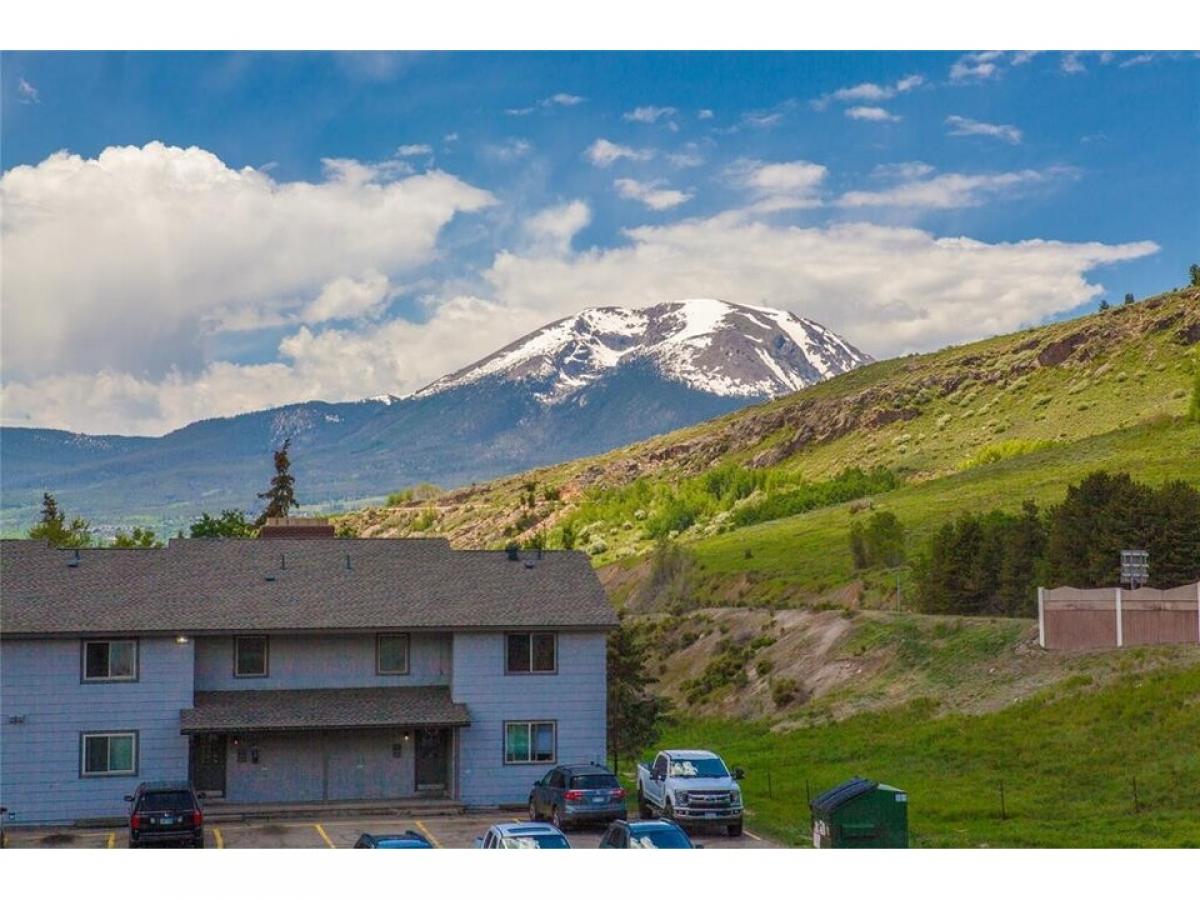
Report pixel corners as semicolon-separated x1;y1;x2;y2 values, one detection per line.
280;553;286;570
345;553;352;571
506;544;519;562
67;549;81;568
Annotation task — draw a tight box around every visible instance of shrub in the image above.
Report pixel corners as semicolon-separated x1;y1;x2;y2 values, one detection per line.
770;677;801;707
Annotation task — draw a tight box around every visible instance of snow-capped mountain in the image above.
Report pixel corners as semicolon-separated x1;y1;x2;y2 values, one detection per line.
418;298;871;404
1;299;870;532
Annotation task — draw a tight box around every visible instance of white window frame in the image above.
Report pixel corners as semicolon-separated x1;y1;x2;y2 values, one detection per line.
233;635;269;678
504;632;557;675
376;633;411;675
81;639;138;682
80;731;138;777
503;720;556;765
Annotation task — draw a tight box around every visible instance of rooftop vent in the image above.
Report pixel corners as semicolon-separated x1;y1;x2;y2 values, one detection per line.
345;553;352;571
506;545;520;562
67;549;81;568
524;559;536;569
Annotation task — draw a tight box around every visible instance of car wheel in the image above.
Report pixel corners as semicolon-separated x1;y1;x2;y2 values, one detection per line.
551;806;565;831
637;789;652;820
528;798;540;822
727;820;743;837
193;837;205;849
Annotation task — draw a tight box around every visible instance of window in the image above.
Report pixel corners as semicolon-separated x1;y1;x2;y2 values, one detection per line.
505;632;556;674
81;639;137;682
376;633;410;675
234;635;268;677
504;721;555;764
81;732;137;777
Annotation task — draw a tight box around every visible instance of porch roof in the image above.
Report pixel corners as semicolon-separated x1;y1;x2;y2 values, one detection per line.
180;686;470;734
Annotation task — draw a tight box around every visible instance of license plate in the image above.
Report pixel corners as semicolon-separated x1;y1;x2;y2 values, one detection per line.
592;796;605;804
161;816;176;825
705;812;718;818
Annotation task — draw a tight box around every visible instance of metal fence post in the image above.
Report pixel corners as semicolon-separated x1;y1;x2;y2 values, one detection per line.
1115;587;1123;648
1037;586;1046;648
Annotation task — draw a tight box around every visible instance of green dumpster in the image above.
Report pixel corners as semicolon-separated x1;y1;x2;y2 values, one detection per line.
810;777;908;848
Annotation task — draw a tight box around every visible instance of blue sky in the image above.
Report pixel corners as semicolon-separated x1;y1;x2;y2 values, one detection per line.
2;50;1197;434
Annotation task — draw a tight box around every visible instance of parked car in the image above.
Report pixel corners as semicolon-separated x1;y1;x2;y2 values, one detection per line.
599;818;697;849
125;781;204;848
0;806;7;849
528;763;627;830
635;749;745;836
353;830;433;849
475;822;571;849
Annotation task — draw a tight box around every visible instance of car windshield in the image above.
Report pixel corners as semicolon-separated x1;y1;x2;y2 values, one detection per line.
630;828;693;849
501;833;571;849
374;838;428;848
570;774;619;789
138;791;194;811
668;758;729;778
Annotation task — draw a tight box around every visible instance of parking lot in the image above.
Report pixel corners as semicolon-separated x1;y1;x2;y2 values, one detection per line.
4;811;775;849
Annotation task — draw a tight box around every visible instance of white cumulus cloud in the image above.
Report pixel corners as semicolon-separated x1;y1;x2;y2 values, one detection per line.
837;168;1074;209
613;178;693;211
846;106;901;122
583;138;655;167
0;142;494;383
946;115;1023;144
728;159;828;212
623;106;677;124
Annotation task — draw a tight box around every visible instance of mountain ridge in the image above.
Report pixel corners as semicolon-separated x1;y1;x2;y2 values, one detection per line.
0;299;868;534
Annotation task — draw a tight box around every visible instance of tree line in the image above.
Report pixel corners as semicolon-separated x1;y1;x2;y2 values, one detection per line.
26;439;300;547
910;472;1200;617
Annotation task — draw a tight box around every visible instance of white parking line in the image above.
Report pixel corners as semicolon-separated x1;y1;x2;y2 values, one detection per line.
744;829;764;842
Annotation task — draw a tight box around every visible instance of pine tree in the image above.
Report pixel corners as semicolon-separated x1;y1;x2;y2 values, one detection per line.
1124;293;1135;305
607;618;669;778
1098;299;1111;311
1146;481;1200;588
28;492;92;548
865;511;906;568
997;501;1047;616
848;520;869;570
1190;263;1200;288
255;440;299;527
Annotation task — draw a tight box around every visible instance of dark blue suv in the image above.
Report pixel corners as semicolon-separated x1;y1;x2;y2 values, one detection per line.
528;764;627;830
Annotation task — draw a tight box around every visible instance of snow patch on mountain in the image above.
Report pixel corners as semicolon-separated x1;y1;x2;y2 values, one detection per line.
416;298;871;404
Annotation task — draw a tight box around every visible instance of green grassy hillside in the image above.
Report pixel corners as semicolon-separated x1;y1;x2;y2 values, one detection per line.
654;660;1200;847
336;288;1199;611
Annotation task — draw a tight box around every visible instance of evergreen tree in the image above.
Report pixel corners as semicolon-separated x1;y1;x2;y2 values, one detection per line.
1098;299;1111;311
28;492;92;548
255;439;299;527
1046;471;1154;587
191;509;257;538
865;511;906;568
915;522;957;614
607;618;669;778
1124;293;1135;305
111;527;162;548
1190;263;1200;288
848;520;869;570
1147;481;1200;588
997;501;1047;616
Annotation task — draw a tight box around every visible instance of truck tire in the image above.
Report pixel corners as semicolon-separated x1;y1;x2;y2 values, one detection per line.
551;806;566;832
727;819;743;837
637;789;652;820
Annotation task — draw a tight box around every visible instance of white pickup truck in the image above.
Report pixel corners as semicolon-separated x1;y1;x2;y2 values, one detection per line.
635;749;745;836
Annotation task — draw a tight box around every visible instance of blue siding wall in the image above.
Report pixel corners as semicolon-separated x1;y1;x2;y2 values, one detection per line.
193;632;451;691
223;729;419;803
452;631;607;806
0;638;194;825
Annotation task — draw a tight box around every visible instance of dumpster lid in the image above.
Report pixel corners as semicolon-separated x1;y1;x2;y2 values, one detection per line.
810;777;878;815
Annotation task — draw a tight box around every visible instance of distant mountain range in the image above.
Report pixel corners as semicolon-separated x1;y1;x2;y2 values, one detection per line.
0;298;870;534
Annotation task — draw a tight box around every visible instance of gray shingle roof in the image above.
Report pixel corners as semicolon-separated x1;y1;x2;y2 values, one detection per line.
180;686;470;733
0;538;617;635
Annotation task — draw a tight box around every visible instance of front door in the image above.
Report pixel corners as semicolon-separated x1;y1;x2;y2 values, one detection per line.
190;734;227;796
414;728;448;793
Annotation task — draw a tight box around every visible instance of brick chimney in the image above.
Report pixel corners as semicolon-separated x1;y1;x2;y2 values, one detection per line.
257;517;337;539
